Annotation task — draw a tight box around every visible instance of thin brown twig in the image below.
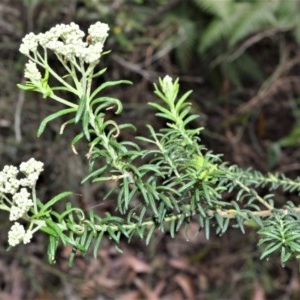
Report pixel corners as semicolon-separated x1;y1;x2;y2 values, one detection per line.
211;25;293;68
227;26;293;62
112;54;203;83
215;206;300;219
237;75;300;113
14;78;25;142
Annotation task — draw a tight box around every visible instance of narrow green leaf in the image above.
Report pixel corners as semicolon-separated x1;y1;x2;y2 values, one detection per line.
71;132;85;147
138;207;147;226
280;246;292;264
107;227;121;243
82;165;108;183
92;97;123;115
179;107;192;120
176;213;187;232
82;109;91;140
260;242;281;260
17;83;36;91
146;224;156;245
259;230;281;241
90;80;131;100
170;219;176;238
202;183;212;206
92;67;107;78
47;235;59;264
37;108;76;137
75;96;86;123
205;218;210;239
79;228;88;246
40;191;72;214
286;241;300;253
175;90;193;111
183;114;199;126
148;102;175;121
45;219;69;246
93;231;104;258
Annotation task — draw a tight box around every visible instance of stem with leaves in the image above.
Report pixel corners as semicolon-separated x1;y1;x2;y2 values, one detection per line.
8;22;300;268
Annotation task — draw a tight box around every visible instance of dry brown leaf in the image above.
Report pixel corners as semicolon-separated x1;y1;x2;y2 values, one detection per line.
251;281;265;300
174;274;195;300
0;293;14;300
124;255;151;273
118;290;141;300
161;290;184;300
197;273;209;292
10;261;24;300
289;267;300;294
77;278;98;298
134;277;165;300
97;275;123;289
168;258;189;271
33;291;56;300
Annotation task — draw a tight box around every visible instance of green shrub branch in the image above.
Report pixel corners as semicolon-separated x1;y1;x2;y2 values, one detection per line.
1;21;299;268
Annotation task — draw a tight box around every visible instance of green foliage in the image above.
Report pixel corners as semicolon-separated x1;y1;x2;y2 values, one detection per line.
160;0;300;86
258;210;300;267
22;0;300;88
17;72;300;267
191;0;292;85
7;21;300;269
268;98;300;168
196;0;277;52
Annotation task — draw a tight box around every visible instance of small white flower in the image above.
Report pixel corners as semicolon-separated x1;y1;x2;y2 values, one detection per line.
19;177;31;187
161;75;178;101
13;188;33;212
39;22;85;54
2;182;19;194
2;165;18;178
23;230;33;244
9;205;24;221
0;165;20;194
0;173;5;191
20;158;44;176
19;158;44;188
162;75;173;92
88;22;109;44
19;32;39;55
85;43;104;64
8;222;26;247
24;61;42;82
20;172;39;188
45;40;64;52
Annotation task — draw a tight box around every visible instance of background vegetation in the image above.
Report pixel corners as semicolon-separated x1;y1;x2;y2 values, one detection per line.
1;0;300;299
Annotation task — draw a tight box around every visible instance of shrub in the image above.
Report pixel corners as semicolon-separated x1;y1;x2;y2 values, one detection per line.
1;21;300;268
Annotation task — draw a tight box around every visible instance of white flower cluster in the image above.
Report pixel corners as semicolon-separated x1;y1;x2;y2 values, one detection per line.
19;21;110;64
0;165;20;194
8;222;33;247
24;61;42;82
0;158;44;247
20;157;44;187
88;22;109;44
0;158;44;194
19;32;39;56
9;188;33;221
